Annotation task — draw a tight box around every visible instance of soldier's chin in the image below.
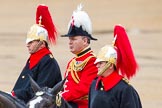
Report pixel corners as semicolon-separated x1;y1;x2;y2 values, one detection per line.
70;49;78;54
28;50;32;54
29;50;35;54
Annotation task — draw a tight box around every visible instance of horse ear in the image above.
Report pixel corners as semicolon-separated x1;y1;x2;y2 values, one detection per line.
0;91;17;108
28;75;41;93
51;77;67;95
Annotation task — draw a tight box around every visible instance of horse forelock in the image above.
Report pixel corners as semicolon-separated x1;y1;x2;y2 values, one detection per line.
28;96;43;108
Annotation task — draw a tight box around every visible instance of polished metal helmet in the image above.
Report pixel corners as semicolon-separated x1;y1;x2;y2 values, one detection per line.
95;25;138;79
26;4;57;45
94;45;117;65
95;45;117;76
26;24;48;44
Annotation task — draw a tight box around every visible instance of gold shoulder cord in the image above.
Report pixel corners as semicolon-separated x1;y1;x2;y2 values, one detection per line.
69;56;95;84
49;54;54;58
122;77;130;85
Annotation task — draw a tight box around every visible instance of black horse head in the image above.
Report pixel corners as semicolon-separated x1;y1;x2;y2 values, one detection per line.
0;76;72;108
27;75;72;108
0;90;26;108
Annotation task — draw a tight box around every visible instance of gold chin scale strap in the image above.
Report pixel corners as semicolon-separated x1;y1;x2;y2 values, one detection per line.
97;62;112;76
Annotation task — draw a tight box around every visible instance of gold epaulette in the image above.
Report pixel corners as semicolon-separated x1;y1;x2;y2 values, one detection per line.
122;77;130;85
49;54;54;58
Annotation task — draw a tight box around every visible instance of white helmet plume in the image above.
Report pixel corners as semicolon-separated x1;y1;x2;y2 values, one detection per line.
68;4;92;35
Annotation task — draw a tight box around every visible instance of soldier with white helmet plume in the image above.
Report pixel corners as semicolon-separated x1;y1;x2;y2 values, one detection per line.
60;4;98;108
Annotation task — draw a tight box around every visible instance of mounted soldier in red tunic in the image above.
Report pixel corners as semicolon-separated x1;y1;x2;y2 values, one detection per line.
60;4;98;108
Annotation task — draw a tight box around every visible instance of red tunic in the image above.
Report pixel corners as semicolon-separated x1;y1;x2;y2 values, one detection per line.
62;48;98;108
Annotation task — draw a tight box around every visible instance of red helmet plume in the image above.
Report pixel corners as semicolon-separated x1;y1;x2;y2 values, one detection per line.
114;25;138;79
36;4;57;44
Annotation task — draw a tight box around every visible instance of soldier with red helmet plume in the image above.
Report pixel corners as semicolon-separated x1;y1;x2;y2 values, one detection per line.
11;4;62;103
88;25;142;108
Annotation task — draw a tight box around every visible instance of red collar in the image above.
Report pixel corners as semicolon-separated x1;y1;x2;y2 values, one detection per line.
29;47;51;69
96;71;123;91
